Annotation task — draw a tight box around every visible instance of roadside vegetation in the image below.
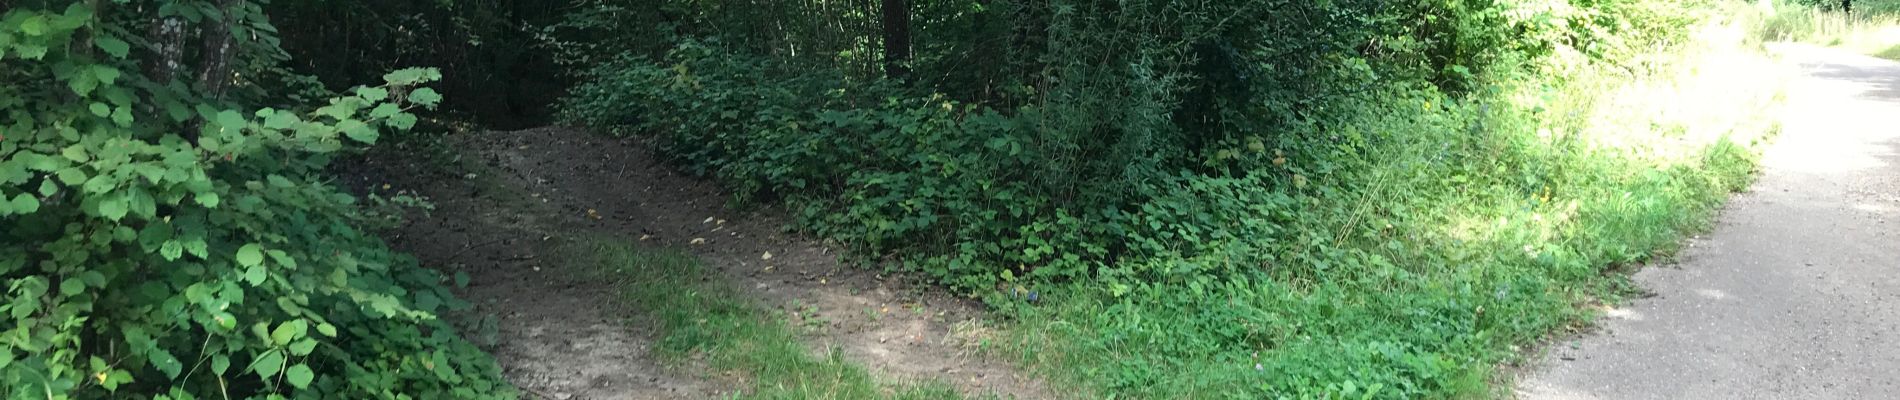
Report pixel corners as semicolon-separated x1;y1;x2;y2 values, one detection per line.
0;0;1858;399
1762;0;1900;60
557;0;1791;398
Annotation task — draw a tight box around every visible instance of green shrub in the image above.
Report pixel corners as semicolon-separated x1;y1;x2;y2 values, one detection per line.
0;3;509;398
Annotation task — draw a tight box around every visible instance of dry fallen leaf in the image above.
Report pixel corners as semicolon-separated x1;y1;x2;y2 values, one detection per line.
638;234;652;241
690;238;707;245
702;216;715;224
761;251;773;260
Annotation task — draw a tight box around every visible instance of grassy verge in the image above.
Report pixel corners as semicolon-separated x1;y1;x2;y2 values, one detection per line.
559;238;972;399
1759;1;1900;59
997;4;1789;399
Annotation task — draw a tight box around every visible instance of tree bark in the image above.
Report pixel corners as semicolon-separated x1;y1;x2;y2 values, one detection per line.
880;0;911;81
197;0;244;100
144;16;188;85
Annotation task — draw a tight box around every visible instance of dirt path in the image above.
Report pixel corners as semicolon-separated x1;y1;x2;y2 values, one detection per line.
348;127;1050;399
1516;45;1900;399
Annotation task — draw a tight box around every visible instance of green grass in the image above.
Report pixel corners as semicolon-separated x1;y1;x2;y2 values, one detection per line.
1759;0;1900;60
993;4;1788;399
560;238;973;400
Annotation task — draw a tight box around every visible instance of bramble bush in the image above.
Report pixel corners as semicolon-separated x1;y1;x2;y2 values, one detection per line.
1;2;510;398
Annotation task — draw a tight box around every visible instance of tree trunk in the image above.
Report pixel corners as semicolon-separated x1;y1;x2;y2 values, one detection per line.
880;0;911;81
197;0;244;100
144;16;188;85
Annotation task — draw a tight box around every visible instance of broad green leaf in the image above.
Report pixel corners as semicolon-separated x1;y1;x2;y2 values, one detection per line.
94;35;130;58
242;264;265;286
266;249;297;269
61;145;89;162
386;113;418;130
212;354;230;375
160;241;185;260
19;16;46;36
55;168;86;184
341;120;378;144
369;103;401;119
59;278;84;296
252;350;284;378
150;348;183;379
215;110;245;132
357;87;389;102
10;194;38;214
286;363;314;388
68;73;97;96
90;102;110;117
263;110;299;129
236;244;263;267
98;194;128;220
409;88;442;107
38;180;56;196
288;338;317;356
92;66;121;84
271;319;307;346
316;322;337;337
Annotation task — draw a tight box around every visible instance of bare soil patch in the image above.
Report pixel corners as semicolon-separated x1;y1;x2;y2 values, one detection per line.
344;127;1050;399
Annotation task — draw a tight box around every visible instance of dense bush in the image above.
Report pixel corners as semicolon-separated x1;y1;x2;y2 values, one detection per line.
0;2;510;398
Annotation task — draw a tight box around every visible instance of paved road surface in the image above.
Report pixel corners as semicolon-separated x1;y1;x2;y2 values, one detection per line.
1517;45;1900;399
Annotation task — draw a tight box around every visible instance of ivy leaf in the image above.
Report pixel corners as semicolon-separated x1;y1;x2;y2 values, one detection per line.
286;363;314;388
94;35;130;58
237;244;264;267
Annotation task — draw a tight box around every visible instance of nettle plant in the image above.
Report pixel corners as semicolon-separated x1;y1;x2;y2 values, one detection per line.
1;2;509;398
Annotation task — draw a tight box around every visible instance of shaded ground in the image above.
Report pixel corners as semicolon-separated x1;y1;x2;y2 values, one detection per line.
345;127;1050;399
1517;45;1900;399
